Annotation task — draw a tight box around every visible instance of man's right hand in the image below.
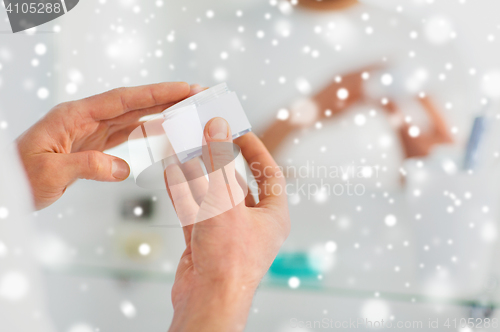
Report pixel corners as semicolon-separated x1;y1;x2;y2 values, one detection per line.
165;118;290;332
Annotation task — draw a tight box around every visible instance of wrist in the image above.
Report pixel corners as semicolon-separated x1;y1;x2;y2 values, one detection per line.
169;278;256;332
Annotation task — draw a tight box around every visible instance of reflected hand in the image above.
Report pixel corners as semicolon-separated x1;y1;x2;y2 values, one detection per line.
17;82;199;210
261;65;380;156
313;65;381;121
165;118;290;332
383;96;453;158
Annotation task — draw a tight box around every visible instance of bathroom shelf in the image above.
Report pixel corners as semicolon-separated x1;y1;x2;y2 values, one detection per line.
44;264;500;309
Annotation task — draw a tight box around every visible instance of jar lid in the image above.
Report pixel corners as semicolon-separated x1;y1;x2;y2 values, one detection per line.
127;82;252;190
162;83;229;120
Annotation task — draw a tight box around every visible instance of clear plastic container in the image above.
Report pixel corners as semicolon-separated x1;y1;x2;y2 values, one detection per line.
162;82;251;163
128;82;251;189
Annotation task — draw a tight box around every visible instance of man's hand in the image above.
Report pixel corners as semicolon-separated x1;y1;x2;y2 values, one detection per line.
17;82;198;210
261;65;379;155
164;118;290;332
382;96;453;158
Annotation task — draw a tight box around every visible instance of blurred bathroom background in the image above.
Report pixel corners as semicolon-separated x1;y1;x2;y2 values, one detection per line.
2;0;500;331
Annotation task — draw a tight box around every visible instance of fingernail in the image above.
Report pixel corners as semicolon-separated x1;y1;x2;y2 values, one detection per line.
112;159;130;180
190;84;205;94
209;118;228;140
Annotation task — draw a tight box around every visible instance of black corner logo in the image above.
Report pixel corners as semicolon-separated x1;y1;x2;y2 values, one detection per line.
3;0;79;33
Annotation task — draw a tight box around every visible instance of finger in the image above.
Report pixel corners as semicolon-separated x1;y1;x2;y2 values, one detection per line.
64;150;130;182
235;170;256;207
164;164;198;243
104;84;209;145
380;99;398;114
105;122;144;150
77;82;190;121
104;117;166;150
179;157;209;206
187;84;208;97
105;102;177;126
245;189;256;207
106;84;207;126
198;118;245;220
202;118;236;174
234;132;287;208
417;96;453;143
381;101;421;157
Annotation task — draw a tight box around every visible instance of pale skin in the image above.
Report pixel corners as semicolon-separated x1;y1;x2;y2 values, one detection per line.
165;118;290;331
261;67;452;160
15;82;290;331
17;82;199;209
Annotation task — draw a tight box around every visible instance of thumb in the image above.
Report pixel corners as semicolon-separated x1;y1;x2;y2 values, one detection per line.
64;150;130;182
202;117;235;174
199;118;245;220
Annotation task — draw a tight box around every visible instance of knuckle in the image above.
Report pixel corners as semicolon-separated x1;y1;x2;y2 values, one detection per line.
86;151;102;179
210;145;234;167
113;87;129;111
57;101;72;110
113;86;126;95
51;101;73;116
